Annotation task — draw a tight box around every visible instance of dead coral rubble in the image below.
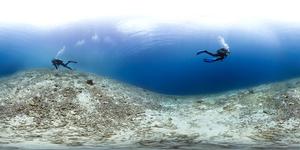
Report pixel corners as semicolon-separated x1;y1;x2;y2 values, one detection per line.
0;69;145;144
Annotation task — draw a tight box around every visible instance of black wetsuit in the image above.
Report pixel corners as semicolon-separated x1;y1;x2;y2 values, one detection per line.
196;48;230;63
52;59;77;70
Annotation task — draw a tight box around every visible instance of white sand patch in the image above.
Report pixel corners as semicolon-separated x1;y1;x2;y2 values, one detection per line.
34;80;54;88
9;114;34;127
135;107;246;143
77;92;95;112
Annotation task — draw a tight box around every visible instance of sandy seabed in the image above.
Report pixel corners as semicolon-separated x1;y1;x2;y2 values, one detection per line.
1;69;300;149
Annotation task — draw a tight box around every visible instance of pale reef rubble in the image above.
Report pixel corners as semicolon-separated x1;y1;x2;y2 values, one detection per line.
0;69;300;148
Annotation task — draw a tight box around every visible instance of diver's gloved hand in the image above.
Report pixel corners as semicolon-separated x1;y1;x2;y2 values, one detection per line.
203;58;216;63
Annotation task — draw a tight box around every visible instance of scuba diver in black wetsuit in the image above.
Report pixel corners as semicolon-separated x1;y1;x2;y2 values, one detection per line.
51;59;77;70
196;48;230;63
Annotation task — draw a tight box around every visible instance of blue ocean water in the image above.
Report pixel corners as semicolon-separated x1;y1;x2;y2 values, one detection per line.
1;19;300;95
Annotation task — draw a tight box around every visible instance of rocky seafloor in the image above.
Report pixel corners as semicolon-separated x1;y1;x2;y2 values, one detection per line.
1;69;300;149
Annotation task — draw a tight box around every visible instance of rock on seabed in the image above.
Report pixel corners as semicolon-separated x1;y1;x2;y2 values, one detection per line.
1;69;300;148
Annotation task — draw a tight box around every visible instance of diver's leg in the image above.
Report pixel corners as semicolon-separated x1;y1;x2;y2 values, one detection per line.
196;50;218;56
203;58;216;63
65;61;77;65
61;64;73;70
204;57;224;63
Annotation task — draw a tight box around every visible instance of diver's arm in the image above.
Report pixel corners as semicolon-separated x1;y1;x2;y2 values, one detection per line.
53;64;58;69
197;50;219;57
196;50;207;55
